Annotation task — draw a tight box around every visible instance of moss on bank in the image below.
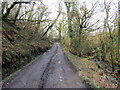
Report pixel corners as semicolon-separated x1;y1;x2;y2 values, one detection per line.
2;21;53;80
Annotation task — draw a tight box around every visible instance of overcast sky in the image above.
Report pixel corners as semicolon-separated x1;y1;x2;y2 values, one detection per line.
40;0;119;36
40;0;119;33
1;0;119;19
41;0;119;19
0;0;119;36
1;0;119;25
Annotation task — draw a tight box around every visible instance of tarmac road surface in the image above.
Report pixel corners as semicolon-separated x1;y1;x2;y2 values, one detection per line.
3;43;92;89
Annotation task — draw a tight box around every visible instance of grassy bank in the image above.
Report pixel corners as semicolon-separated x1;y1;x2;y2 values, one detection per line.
2;21;53;80
63;47;118;88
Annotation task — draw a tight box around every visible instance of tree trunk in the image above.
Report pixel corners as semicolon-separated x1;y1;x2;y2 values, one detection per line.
65;2;73;47
13;3;22;24
2;2;16;20
118;2;120;62
2;2;31;21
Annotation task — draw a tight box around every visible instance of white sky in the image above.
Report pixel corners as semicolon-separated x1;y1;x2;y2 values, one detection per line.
1;0;119;20
41;0;119;19
0;0;119;28
41;0;119;35
40;0;119;33
0;0;119;37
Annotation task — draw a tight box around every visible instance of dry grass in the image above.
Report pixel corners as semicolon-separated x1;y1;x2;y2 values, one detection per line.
63;47;118;88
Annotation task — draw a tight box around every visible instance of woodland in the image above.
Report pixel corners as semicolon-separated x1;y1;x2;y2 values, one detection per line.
1;0;120;88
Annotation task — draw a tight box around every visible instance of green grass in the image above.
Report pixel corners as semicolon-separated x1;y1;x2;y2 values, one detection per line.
84;77;100;88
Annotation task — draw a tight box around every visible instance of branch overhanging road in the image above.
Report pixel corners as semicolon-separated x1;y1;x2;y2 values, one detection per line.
3;43;92;88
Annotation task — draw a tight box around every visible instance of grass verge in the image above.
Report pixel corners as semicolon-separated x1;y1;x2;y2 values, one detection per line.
63;46;118;88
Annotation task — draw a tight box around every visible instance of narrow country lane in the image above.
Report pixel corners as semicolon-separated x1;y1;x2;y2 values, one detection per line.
3;43;92;88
